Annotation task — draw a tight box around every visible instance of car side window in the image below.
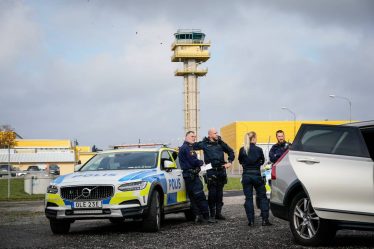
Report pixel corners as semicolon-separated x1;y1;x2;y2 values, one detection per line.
161;151;172;161
294;125;369;158
360;127;374;160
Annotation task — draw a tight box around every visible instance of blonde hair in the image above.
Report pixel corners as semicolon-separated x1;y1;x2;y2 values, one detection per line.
243;131;256;155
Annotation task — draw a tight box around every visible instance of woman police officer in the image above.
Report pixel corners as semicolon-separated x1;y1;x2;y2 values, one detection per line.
238;131;272;226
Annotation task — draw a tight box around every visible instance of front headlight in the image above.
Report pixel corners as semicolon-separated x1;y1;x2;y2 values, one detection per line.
47;185;58;194
118;181;147;191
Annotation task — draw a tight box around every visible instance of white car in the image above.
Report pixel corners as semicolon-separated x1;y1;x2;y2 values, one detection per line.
270;121;374;246
45;146;194;234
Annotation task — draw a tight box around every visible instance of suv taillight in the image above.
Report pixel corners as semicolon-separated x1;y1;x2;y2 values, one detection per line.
271;150;289;180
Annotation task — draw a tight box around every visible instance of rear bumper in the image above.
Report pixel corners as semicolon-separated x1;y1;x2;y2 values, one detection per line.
270;202;289;221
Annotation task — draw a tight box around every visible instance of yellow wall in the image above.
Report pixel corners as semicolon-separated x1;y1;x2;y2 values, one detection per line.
59;163;75;175
76;146;91;153
15;139;71;148
78;152;96;165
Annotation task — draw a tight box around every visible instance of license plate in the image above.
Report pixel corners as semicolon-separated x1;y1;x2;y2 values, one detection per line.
73;201;102;209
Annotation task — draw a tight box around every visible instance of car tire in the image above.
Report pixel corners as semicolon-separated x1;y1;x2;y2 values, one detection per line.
184;208;196;221
50;219;71;234
142;191;161;232
289;192;336;246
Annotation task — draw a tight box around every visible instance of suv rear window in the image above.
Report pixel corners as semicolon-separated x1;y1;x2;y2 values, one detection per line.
292;124;369;158
360;127;374;160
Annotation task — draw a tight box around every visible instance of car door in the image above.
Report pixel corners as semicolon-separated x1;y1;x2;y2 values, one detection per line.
160;150;186;206
290;124;374;222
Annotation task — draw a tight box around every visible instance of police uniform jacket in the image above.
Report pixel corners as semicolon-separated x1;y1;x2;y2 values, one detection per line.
178;141;204;173
193;136;235;167
238;143;265;174
269;142;290;163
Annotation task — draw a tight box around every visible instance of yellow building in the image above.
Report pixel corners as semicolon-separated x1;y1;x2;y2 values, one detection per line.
75;146;96;165
0;139;96;175
220;120;349;174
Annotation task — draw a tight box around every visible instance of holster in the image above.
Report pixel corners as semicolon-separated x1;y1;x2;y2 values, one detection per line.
207;174;227;186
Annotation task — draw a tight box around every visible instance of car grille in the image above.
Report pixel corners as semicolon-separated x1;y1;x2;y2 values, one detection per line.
60;185;114;200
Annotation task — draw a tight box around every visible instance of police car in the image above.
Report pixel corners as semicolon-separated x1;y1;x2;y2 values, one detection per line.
45;144;194;234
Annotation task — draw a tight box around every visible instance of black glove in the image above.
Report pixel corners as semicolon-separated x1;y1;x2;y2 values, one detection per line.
192;167;201;174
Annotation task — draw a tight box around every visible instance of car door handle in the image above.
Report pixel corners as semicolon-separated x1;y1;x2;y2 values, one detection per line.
176;174;182;176
296;158;320;164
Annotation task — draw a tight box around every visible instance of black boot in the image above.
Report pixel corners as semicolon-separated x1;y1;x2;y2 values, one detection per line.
215;205;226;220
209;208;216;219
262;219;273;226
215;212;226;220
199;215;217;224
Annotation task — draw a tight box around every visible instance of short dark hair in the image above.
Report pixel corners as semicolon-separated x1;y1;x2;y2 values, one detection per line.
276;130;284;135
185;131;195;137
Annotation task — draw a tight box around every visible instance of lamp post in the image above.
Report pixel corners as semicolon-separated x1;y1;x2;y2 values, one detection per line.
329;95;352;123
281;107;296;140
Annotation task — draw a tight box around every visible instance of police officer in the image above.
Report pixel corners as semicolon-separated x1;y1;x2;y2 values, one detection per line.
193;128;235;220
178;131;215;223
238;131;272;226
269;130;290;163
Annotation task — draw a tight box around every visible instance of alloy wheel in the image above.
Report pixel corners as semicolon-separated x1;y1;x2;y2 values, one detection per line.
293;197;320;239
156;195;160;228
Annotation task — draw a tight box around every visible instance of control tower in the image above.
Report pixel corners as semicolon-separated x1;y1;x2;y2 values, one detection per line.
171;29;210;138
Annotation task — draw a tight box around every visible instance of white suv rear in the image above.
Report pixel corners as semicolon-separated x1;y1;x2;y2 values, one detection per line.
270;121;374;246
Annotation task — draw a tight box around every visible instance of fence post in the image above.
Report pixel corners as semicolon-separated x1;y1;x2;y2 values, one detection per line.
31;176;34;195
7;145;10;199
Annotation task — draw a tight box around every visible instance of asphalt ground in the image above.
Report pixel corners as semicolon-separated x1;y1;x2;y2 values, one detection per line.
0;192;373;249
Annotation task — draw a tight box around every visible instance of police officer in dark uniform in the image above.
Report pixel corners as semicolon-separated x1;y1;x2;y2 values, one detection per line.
269;130;290;163
239;131;272;226
193;128;235;220
179;131;215;223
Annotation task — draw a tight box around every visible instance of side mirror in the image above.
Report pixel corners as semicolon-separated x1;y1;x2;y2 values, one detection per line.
163;160;176;170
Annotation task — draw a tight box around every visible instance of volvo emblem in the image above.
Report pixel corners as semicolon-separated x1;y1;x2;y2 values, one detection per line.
82;188;91;197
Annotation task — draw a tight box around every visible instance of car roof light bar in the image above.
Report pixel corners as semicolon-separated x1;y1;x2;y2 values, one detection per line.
111;143;170;149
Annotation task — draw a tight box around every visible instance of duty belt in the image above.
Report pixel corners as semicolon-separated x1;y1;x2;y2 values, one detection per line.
209;166;225;171
185;169;199;174
242;169;261;175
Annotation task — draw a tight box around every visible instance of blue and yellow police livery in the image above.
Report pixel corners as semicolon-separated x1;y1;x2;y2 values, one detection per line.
45;146;193;234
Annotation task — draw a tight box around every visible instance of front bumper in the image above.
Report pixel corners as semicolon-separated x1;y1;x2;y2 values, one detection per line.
45;185;151;220
45;202;148;220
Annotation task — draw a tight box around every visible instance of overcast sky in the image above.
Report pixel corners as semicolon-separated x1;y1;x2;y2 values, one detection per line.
1;0;373;149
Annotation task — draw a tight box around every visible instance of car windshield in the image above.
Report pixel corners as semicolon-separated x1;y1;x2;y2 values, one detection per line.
80;152;158;171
